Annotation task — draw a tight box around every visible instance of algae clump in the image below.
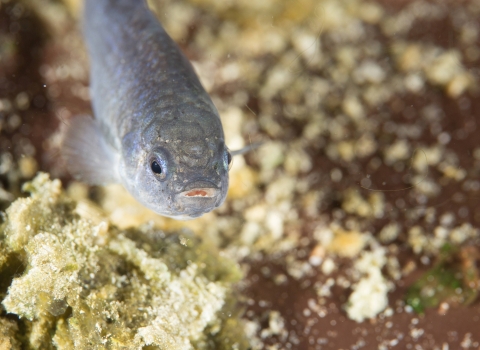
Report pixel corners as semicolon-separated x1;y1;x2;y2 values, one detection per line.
0;173;248;349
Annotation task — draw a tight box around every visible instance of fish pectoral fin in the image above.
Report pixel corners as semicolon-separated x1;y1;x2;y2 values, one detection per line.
230;142;263;156
61;115;119;185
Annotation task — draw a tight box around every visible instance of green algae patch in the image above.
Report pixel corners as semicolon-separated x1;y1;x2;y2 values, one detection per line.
406;244;479;314
0;173;248;349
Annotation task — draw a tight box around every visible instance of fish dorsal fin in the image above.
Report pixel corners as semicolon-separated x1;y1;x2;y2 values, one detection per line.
61;115;120;185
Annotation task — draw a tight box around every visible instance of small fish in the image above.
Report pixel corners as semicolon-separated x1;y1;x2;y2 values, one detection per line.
62;0;232;219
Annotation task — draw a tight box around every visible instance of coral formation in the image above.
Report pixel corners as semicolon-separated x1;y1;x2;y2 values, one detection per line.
0;173;247;349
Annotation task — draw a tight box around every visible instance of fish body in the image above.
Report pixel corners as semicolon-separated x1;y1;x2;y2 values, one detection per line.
63;0;231;219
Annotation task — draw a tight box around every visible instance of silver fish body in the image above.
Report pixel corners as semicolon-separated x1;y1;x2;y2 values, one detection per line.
63;0;230;219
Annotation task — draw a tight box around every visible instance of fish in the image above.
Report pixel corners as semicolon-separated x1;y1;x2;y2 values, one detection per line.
62;0;232;220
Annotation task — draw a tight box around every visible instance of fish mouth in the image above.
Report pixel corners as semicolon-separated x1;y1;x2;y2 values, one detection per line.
179;188;218;198
178;180;220;198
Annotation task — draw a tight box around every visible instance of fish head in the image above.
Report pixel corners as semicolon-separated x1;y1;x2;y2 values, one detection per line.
120;118;231;219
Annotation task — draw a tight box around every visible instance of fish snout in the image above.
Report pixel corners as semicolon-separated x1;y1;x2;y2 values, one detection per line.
184;142;206;158
173;179;227;218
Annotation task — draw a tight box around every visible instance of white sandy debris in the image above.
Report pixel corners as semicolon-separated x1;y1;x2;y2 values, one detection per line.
346;248;391;322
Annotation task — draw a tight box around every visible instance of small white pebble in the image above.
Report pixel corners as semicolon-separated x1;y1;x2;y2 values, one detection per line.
321;258;336;275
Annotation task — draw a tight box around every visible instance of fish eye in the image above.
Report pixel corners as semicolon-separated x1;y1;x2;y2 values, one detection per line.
151;160;162;174
223;149;233;170
149;156;168;180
